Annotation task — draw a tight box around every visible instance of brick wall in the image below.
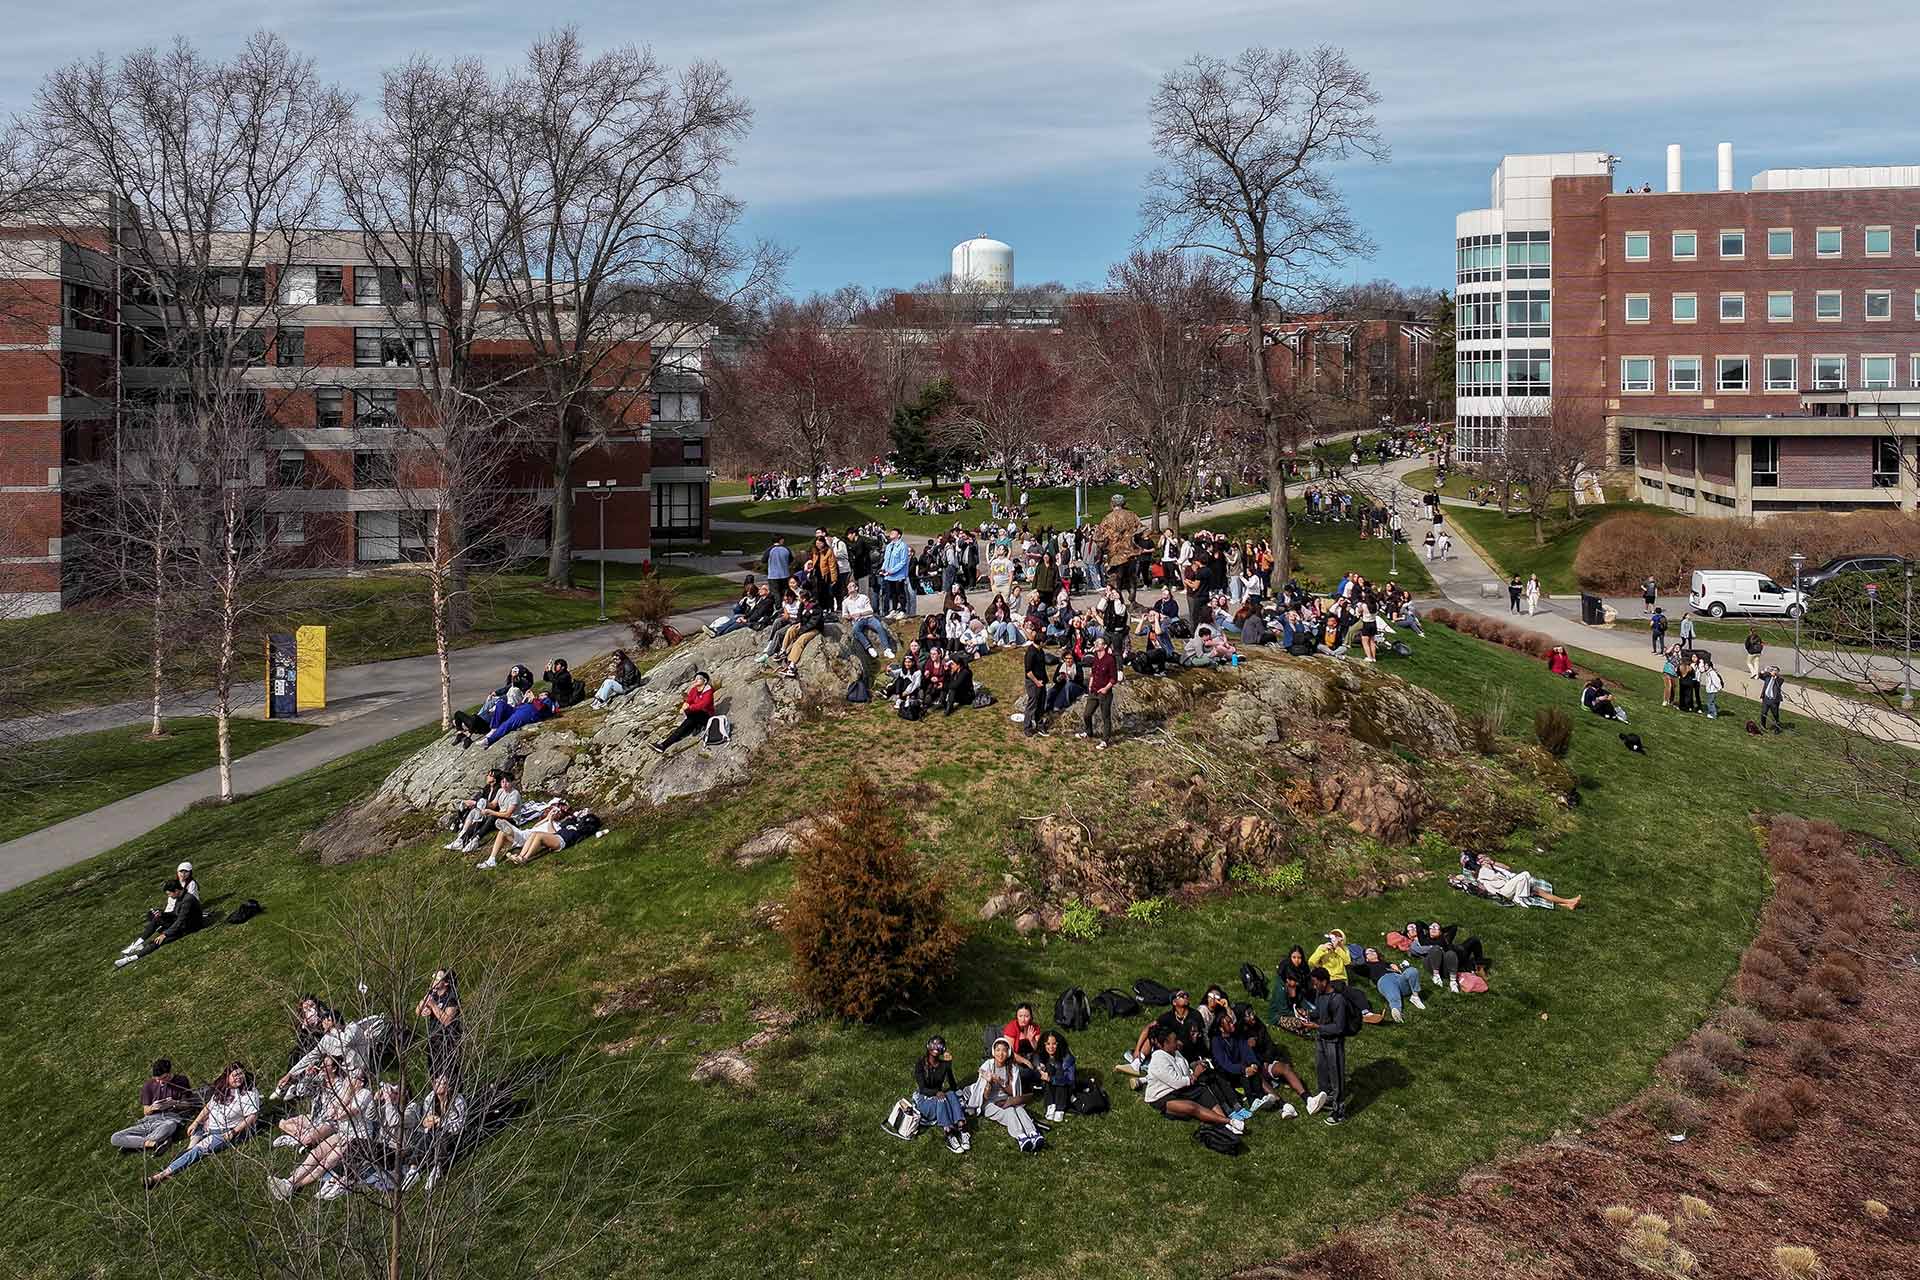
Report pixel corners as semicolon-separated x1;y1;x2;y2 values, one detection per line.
1778;435;1872;487
1699;437;1734;482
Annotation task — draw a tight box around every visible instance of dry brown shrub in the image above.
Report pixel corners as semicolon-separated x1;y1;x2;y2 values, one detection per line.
1426;606;1456;626
1770;849;1812;882
1669;1049;1726;1096
1511;629;1551;657
1781;1077;1821;1115
1785;1036;1830;1074
1810;961;1863;1004
1694;1028;1746;1072
1778;881;1821;917
1718;1006;1778;1047
1828;907;1874;937
1641;1090;1712;1134
1771;1244;1822;1278
1790;984;1838;1021
1740;1094;1799;1141
1752;930;1808;973
1738;973;1796;1019
1573;509;1920;593
1676;1194;1715;1223
1770;908;1820;944
1602;1204;1635;1226
1740;948;1789;985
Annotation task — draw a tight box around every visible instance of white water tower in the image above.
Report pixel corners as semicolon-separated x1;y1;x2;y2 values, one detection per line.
951;234;1013;292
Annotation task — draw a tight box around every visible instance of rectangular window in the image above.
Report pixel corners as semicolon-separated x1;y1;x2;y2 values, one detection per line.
354;388;398;427
1715;356;1749;392
1671;230;1697;260
1672;292;1697;323
229;329;267;366
1667;355;1702;393
1621;356;1654;392
1816;290;1842;321
1504;289;1550;337
1764;355;1797;391
274;513;306;546
1766;291;1793;322
1816;227;1842;257
1875;438;1902;486
316;266;344;305
276;327;304;367
1625;293;1650;323
1862;355;1894;389
1503;231;1550;278
682;437;706;466
276;449;306;487
1719;292;1745;322
652;482;705;535
279;266;317;306
1506;349;1551;395
1813;355;1846;390
1865;225;1892;256
1719;229;1745;259
315;386;345;429
354;451;396;489
1753;437;1780;487
1866;290;1892;320
354;327;434;367
1624;232;1650;261
353;268;383;305
212;269;267;305
1912;354;1920;388
1767;228;1793;258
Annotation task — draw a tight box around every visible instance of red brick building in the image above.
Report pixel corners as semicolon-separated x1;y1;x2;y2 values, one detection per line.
0;223;712;615
1455;148;1920;516
1260;318;1439;424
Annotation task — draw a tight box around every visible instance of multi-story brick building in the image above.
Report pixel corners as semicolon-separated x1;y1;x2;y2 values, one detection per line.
1453;146;1920;516
0;220;713;615
1261;318;1439;424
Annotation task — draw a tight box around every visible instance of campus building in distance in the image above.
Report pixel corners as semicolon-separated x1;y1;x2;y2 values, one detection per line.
0;219;712;617
1453;145;1920;517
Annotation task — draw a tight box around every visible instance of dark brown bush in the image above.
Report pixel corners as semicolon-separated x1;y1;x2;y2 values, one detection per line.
1769;850;1812;882
1718;1006;1777;1047
1790;984;1837;1021
1427;606;1456;626
1668;1049;1726;1096
1752;930;1808;973
1641;1090;1712;1135
1778;881;1821;917
1739;1094;1800;1142
1810;961;1862;1004
1738;973;1796;1020
1770;908;1820;944
1694;1028;1746;1072
1785;1036;1829;1074
1533;707;1574;758
1512;630;1551;658
1781;1077;1821;1116
1572;510;1920;594
1741;948;1789;985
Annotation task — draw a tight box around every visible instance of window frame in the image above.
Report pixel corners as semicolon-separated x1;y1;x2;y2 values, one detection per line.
1861;354;1895;391
354;387;399;428
1812;354;1846;391
1718;228;1746;259
1624;292;1651;324
274;512;306;547
1763;355;1797;392
1672;292;1698;323
1866;289;1893;321
315;266;345;306
1766;227;1793;259
1815;226;1842;258
1815;290;1842;322
1671;230;1697;260
1719;291;1746;323
1620;355;1655;393
1623;231;1651;262
275;448;306;488
1752;436;1780;488
1715;355;1750;393
279;266;317;306
1667;355;1703;394
1865;225;1892;257
1912;354;1920;388
1765;291;1793;323
276;327;304;368
353;449;397;489
1873;437;1901;487
315;386;345;430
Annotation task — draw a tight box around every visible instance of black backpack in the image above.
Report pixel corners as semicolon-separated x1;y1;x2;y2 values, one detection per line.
1288;640;1316;657
898;702;923;721
972;689;995;708
1054;987;1091;1032
1069;1076;1109;1116
573;812;603;840
1239;962;1269;1001
224;898;263;926
1093;988;1143;1020
1192;1123;1243;1155
1132;978;1174;1008
845;677;870;703
980;1023;1002;1061
1341;985;1371;1037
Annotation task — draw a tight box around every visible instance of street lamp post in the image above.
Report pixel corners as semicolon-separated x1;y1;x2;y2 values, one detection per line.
1904;559;1914;711
1789;552;1806;676
586;480;617;622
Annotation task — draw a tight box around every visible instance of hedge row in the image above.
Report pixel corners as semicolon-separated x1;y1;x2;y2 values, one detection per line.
1571;511;1920;594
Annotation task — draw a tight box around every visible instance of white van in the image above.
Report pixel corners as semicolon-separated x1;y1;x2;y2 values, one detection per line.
1688;570;1807;619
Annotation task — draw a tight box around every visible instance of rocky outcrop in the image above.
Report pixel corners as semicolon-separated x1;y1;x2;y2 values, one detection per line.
1213;653;1466;756
301;624;869;865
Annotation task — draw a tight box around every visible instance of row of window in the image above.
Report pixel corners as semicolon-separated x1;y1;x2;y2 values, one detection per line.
125;265;433;308
1623;287;1914;324
1456;350;1551;395
1623;225;1919;263
1455;231;1551;283
125;325;437;369
1619;353;1920;394
1641;436;1904;489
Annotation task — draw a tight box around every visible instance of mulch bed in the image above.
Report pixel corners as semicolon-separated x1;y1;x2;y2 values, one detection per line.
1236;814;1919;1280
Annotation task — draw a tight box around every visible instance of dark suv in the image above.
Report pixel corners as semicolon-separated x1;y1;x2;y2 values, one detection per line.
1796;554;1906;593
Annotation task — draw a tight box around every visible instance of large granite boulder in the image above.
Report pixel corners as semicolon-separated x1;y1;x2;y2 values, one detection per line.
301;623;869;865
1213;653;1465;756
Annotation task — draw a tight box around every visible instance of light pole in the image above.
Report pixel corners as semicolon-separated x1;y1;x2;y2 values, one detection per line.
1903;558;1914;711
586;479;616;622
1789;551;1806;676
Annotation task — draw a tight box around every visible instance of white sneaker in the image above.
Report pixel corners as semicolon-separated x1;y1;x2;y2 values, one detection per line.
1226;1115;1246;1135
460;837;480;854
272;1134;299;1150
424;1166;441;1190
867;646;878;658
267;1175;293;1202
1306;1092;1327;1115
1408;994;1426;1010
121;939;145;955
1449;978;1459;993
114;954;140;969
1390;1005;1404;1022
475;857;497;870
316;1178;347;1201
946;1133;963;1154
1280;1102;1299;1119
884;649;896;658
442;839;462;851
959;1131;971;1151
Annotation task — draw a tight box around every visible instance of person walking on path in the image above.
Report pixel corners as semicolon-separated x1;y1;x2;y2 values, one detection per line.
1678;611;1696;653
1744;627;1765;679
1508;575;1523;614
1524;574;1541;616
1641;576;1658;617
1759;666;1788;732
1649;606;1668;654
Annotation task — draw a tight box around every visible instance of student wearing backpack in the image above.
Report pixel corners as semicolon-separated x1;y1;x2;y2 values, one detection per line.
912;1037;970;1154
1031;1030;1077;1124
1305;968;1357;1126
1140;1026;1247;1134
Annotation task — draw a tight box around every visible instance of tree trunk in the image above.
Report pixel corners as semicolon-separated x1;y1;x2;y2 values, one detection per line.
1565;470;1580;519
432;567;453;731
544;414;574;588
1531;506;1545;547
446;511;474;636
148;582;165;739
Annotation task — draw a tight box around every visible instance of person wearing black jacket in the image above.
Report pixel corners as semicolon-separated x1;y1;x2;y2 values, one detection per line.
1115;989;1206;1076
590;651;644;710
1406;922;1486;992
544;658;585;708
115;880;204;968
1270;945;1316;1022
911;1038;970;1153
1307;968;1353;1125
1022;623;1051;736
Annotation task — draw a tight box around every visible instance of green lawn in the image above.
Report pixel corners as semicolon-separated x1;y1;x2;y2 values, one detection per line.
9;717;312;843
726;483;1153;537
4;621;1903;1277
0;563;743;715
1200;502;1437;594
1444;502;1680;595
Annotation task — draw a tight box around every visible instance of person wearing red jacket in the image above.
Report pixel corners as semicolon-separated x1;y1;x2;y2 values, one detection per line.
1079;636;1119;748
652;672;716;754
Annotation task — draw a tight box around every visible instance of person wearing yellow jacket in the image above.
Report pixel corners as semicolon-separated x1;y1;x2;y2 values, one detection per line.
1309;929;1350;984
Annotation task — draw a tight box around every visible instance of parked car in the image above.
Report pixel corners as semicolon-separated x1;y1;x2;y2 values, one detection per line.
1688;569;1807;619
1795;554;1906;594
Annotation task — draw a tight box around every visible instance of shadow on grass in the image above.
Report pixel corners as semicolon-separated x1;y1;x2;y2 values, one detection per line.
1348;1056;1415;1116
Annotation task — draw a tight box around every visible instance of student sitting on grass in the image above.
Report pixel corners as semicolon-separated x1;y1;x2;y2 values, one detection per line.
1547;645;1575;678
399;1072;470;1190
1030;1030;1077;1124
110;1058;198;1153
1115;988;1206;1077
475;798;596;869
115;878;204;969
1000;1003;1045;1085
267;1059;376;1202
912;1037;970;1154
446;769;520;854
1581;676;1627;721
1270;945;1317;1023
544;658;585;707
145;1062;259;1188
1309;930;1351;984
1228;1004;1319;1114
1346;947;1427;1022
977;1038;1045;1153
1138;1026;1247;1134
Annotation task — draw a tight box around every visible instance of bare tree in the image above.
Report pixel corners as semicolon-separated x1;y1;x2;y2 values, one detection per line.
933;329;1078;505
1499;394;1607;545
453;29;782;587
1142;45;1387;579
1071;249;1237;532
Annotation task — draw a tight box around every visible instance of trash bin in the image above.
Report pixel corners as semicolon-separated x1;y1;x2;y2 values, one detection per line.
1579;593;1604;626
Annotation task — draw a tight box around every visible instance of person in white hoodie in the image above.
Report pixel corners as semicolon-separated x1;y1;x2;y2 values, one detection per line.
841;588;893;658
976;1038;1044;1153
1140;1026;1247;1134
1698;652;1725;719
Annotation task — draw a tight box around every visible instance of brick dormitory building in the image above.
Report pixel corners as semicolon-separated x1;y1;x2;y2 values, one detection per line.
1454;144;1920;517
0;219;713;617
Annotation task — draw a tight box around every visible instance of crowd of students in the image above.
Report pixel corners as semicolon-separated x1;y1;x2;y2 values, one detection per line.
448;653;635;750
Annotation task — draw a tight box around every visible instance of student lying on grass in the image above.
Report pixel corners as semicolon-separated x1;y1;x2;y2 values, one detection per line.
475;798;600;869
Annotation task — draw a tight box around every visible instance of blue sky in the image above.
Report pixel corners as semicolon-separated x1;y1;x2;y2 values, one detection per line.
3;0;1916;296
